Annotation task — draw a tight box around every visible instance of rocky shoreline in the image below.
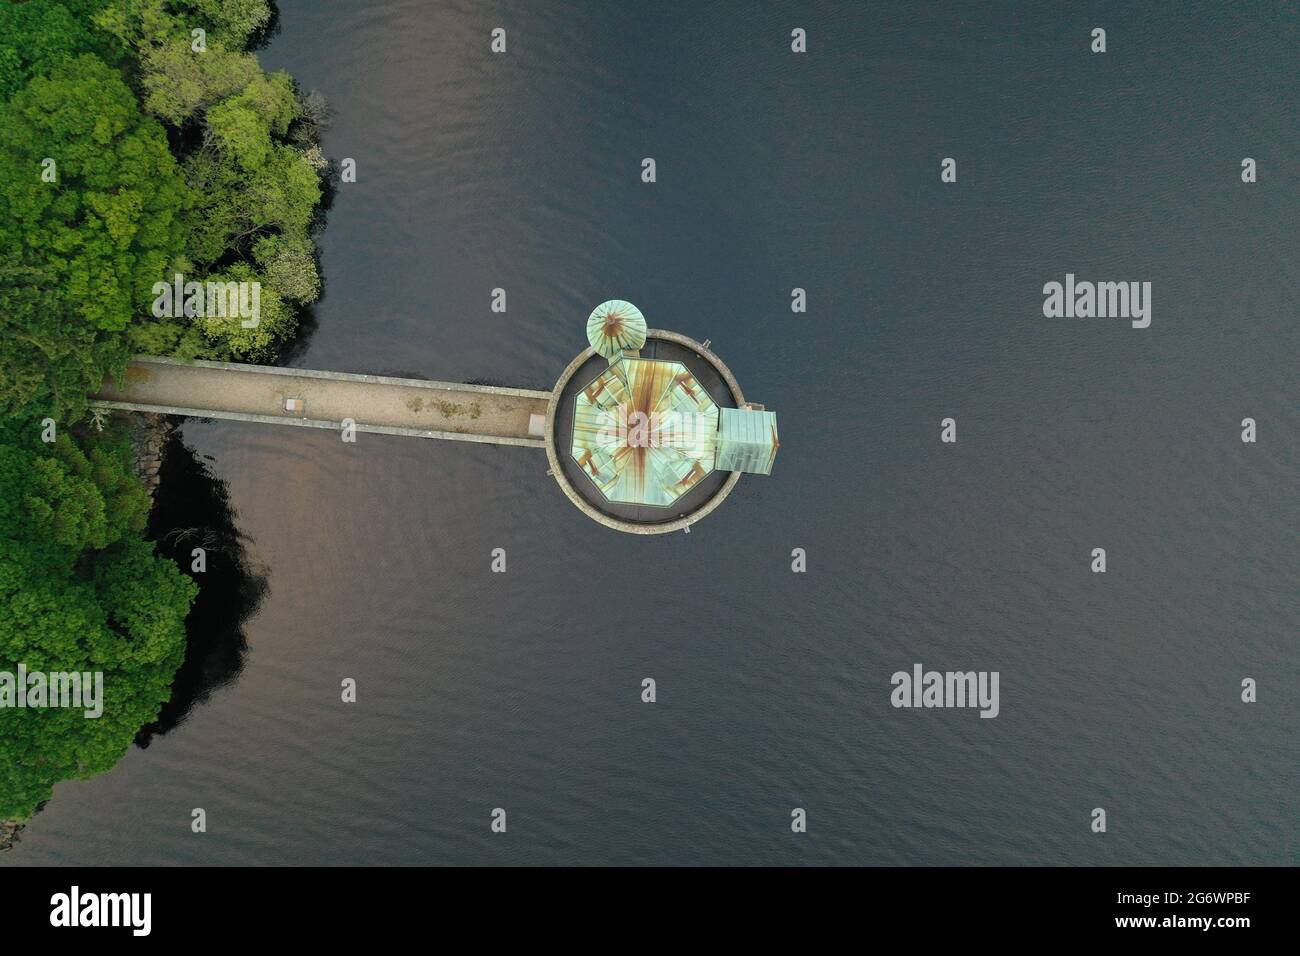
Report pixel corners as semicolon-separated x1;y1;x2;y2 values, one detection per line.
0;819;21;852
128;411;173;499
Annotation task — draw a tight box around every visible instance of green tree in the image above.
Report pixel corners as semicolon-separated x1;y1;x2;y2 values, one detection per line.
88;0;323;360
0;55;190;420
95;0;271;57
183;68;316;259
0;0;101;102
138;43;262;126
0;423;196;822
190;262;297;361
253;233;320;304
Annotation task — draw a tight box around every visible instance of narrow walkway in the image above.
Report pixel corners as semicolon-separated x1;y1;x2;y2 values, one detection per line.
91;357;551;448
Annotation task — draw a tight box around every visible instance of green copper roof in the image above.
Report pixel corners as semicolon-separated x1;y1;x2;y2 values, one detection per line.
571;357;718;506
586;300;647;360
715;407;779;476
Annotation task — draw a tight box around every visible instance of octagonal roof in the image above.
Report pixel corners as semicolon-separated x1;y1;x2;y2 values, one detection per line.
571;357;720;506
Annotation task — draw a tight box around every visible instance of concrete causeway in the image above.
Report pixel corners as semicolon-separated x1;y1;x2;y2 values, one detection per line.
91;357;551;448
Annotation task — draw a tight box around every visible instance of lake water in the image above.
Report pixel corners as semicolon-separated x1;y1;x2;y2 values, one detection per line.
6;0;1296;865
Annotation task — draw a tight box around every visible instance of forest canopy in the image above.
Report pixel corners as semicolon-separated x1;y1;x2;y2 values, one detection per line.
0;421;196;822
0;0;326;423
0;0;324;824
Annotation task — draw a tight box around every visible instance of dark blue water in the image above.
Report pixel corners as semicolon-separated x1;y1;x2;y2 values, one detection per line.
7;0;1296;865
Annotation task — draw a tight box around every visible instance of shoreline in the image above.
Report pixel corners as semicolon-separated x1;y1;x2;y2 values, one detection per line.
0;819;20;852
129;411;173;500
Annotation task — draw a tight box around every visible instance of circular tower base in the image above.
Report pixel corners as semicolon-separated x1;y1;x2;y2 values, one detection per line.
544;330;746;535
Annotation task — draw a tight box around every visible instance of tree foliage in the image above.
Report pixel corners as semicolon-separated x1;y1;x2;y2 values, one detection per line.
95;0;322;355
0;0;101;101
0;0;322;824
0;54;189;420
0;0;324;417
96;0;272;56
0;423;196;822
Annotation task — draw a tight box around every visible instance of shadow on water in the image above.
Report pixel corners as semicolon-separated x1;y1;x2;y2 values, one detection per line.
135;428;269;746
2;424;267;848
275;303;321;366
249;1;282;51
